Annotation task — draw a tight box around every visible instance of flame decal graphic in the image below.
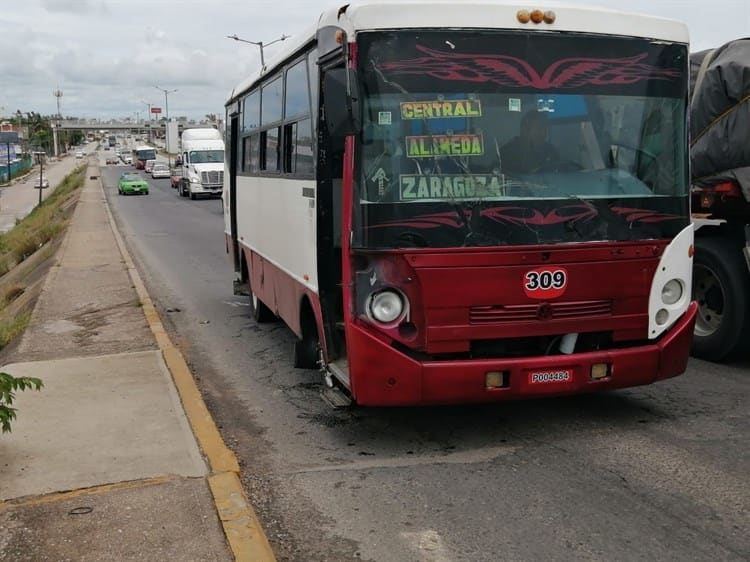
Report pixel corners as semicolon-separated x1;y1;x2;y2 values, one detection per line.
380;47;681;89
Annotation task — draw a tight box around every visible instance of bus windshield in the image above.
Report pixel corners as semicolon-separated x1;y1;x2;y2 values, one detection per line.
134;148;157;161
354;30;689;249
189;150;224;164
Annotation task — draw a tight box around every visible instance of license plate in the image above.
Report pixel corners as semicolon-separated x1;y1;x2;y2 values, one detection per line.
528;369;572;384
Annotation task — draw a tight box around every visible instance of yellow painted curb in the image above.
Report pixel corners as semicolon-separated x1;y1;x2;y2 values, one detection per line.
209;472;276;562
97;169;276;562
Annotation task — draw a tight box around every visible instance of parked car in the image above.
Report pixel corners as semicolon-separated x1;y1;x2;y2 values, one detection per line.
75;151;84;159
118;173;149;195
144;159;156;173
150;163;170;179
33;174;50;189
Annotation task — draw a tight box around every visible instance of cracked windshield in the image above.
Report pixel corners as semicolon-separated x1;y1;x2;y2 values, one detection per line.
355;30;689;249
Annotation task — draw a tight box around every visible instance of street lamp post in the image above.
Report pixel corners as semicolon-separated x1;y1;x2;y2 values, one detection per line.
226;34;290;68
154;86;177;167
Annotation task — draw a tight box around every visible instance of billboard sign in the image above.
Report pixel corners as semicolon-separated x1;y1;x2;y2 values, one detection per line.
0;132;19;143
151;107;162;114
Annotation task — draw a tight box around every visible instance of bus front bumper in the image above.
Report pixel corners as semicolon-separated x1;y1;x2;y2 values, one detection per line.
346;302;697;406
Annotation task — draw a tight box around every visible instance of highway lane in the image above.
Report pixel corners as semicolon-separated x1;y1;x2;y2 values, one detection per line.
100;156;750;561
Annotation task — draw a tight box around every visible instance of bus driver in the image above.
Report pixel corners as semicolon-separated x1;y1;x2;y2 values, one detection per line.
500;110;559;174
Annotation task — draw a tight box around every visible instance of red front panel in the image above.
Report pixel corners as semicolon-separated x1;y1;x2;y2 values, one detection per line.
345;302;696;406
341;241;694;406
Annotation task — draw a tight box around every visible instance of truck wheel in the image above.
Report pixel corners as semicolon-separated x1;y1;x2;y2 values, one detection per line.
691;236;750;361
250;288;274;323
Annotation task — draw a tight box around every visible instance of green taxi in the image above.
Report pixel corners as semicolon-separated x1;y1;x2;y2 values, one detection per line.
118;173;149;195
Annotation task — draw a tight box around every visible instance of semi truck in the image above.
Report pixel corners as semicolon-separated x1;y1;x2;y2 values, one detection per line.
690;38;750;361
176;128;225;200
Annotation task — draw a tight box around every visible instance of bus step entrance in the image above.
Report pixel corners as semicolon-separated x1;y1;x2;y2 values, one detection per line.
321;385;352;409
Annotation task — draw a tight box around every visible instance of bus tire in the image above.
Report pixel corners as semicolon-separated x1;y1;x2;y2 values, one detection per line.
250;289;274;323
190;192;197;200
691;236;750;361
294;301;320;369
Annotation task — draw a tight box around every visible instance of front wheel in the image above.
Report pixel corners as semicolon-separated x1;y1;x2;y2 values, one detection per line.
250;288;274;323
691;236;750;361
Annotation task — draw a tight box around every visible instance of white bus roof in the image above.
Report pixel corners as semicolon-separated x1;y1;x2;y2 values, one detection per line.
227;0;688;104
134;145;155;151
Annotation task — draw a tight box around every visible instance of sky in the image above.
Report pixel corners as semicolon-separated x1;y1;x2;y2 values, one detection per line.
0;0;748;121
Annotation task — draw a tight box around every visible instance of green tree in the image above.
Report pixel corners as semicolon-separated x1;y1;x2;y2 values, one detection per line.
0;372;43;433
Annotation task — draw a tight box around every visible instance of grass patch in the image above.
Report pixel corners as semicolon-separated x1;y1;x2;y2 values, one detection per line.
0;311;31;348
0;166;85;271
2;285;25;307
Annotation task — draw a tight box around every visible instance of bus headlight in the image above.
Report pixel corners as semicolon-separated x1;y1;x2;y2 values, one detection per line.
190;176;200;183
368;290;405;324
661;279;683;305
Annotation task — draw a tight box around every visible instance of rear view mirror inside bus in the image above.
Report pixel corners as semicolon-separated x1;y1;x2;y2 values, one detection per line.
324;68;361;137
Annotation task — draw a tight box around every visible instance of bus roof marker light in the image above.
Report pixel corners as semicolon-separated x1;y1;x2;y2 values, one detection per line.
530;9;544;24
543;10;556;24
517;10;531;24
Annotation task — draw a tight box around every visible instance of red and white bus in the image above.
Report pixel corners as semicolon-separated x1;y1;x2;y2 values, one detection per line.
132;145;157;169
224;1;696;406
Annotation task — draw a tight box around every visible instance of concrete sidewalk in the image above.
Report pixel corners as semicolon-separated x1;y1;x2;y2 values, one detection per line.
0;165;273;560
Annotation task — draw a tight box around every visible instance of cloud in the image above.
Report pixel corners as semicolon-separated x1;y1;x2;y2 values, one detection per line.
3;0;749;120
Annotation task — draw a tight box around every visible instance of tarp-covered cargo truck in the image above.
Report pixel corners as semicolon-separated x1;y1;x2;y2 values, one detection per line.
690;38;750;361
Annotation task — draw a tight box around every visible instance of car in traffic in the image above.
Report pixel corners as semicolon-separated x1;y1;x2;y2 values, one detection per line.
118;173;149;195
150;163;170;179
144;159;156;173
33;174;50;189
106;156;119;165
124;155;133;165
75;151;84;159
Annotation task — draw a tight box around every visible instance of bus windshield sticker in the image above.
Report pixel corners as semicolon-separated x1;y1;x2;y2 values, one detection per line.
406;134;483;158
508;98;521;112
399;174;504;201
401;99;482;120
371;168;390;197
378;111;392;125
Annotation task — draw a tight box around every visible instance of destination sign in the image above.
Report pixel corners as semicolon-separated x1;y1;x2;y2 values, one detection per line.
400;99;482;120
399;174;505;201
406;134;484;158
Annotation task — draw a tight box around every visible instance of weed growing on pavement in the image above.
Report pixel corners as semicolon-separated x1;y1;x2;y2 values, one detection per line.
0;370;43;433
0;311;30;348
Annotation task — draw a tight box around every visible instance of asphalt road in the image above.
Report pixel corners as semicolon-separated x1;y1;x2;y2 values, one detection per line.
100;158;750;562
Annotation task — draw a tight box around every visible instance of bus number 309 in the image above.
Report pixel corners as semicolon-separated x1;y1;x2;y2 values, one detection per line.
525;270;567;290
523;268;568;299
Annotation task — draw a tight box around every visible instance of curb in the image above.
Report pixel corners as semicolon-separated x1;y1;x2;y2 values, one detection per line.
98;166;276;561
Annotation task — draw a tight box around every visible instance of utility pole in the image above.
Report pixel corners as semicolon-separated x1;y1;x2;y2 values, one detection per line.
53;87;63;157
226;34;289;68
35;152;45;207
140;99;153;143
154;86;177;167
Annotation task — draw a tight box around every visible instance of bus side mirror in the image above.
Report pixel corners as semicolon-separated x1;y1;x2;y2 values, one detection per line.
324;68;361;138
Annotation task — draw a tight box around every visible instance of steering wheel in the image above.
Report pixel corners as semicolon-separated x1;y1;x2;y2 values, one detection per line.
534;160;584;173
393;231;430;248
607;142;658;170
